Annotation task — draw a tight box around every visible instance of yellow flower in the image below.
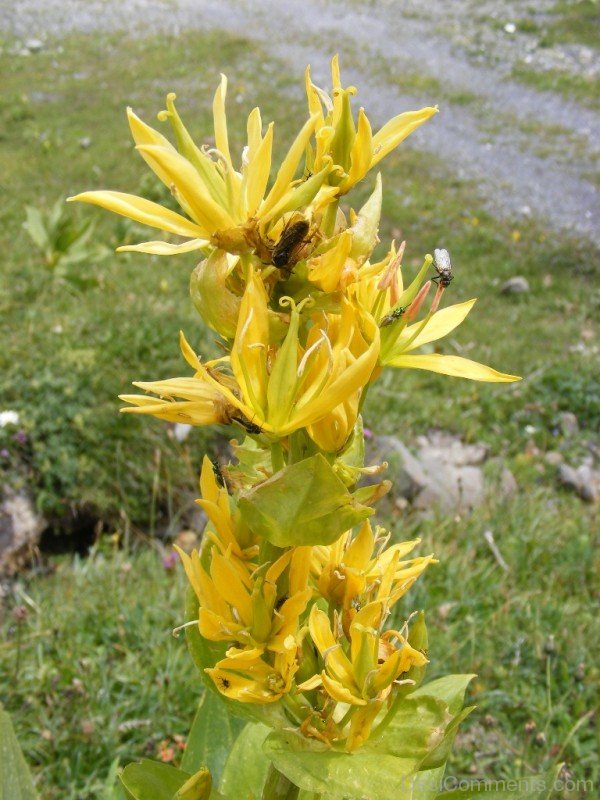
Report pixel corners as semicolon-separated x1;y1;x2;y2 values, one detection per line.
312;521;434;632
206;646;297;704
301;602;427;749
232;274;381;438
122;272;380;442
69;80;333;259
305;56;438;194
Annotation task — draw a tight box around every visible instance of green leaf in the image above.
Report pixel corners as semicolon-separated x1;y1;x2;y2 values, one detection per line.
220;723;271;799
238;454;373;546
181;691;244;784
410;674;476;715
263;729;420;800
120;760;190;800
23;206;49;251
412;766;448;800
0;705;38;800
368;695;454;761
120;760;212;800
419;706;474;771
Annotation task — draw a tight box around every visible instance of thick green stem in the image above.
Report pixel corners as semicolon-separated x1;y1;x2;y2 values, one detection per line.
262;764;300;800
271;441;285;473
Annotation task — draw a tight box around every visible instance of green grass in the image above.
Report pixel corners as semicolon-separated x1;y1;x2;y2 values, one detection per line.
1;547;197;800
543;1;600;49
1;23;599;800
512;63;600;111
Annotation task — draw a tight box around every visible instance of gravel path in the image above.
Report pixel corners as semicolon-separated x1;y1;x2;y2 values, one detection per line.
2;0;598;239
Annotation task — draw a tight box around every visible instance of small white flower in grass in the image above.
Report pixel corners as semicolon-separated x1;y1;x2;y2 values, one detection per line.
0;411;20;428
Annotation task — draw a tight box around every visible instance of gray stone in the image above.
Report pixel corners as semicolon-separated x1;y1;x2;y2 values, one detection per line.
500;276;530;294
0;489;47;576
25;38;43;53
500;467;518;497
545;451;564;466
367;432;494;513
557;462;599;503
558;411;579;437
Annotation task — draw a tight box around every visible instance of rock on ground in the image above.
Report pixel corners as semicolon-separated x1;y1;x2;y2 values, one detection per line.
367;431;516;514
0;489;47;576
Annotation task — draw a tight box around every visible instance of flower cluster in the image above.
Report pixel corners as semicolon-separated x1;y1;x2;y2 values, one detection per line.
72;57;519;751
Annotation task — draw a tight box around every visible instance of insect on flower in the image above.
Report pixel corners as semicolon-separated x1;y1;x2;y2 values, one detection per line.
433;248;453;287
271;217;311;272
231;413;263;435
379;306;406;328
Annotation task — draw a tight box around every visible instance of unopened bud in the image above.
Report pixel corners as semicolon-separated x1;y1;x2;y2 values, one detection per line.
190;250;241;338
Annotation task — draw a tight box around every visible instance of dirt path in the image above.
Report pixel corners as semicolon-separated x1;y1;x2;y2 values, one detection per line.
2;0;598;239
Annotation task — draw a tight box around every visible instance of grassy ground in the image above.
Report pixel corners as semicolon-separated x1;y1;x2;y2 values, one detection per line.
512;0;600;109
0;24;598;800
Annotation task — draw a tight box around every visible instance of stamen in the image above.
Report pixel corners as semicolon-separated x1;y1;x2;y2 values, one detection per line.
297;335;326;377
238;308;254;346
171;619;199;638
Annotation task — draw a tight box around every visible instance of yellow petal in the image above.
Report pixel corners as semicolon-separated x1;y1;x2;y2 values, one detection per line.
259;114;319;219
68;191;208;238
206;667;282;703
308;230;353;293
346;701;383;750
118;395;223;425
212;74;233;170
391;299;477;354
341;108;373;192
136;144;236;232
308;606;355;687
297;674;323;692
344;521;374;569
116;238;208;255
245;122;274;217
371;107;438;167
210;552;253;625
158;93;228;207
321;672;366;706
231;275;270;418
388;353;521;382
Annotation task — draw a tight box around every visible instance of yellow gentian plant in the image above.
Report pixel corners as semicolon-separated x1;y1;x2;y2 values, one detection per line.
72;57;520;800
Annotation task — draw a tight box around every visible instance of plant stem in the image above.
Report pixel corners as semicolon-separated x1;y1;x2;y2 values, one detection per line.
271;441;285;473
262;764;300;800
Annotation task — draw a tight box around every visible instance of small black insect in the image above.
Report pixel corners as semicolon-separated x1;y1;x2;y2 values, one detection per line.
379;306;406;328
231;414;262;435
433;248;453;287
272;219;311;271
211;458;225;488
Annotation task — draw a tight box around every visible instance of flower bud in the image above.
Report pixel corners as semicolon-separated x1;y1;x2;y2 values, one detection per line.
190;250;241;338
349;173;381;266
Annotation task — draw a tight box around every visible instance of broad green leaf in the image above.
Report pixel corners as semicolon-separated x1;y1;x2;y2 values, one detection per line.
367;695;453;761
220;723;271;799
263;729;419;800
23;206;49;251
120;760;191;800
0;706;38;800
419;706;474;771
181;690;244;784
412;766;448;800
238;454;373;546
410;675;476;715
